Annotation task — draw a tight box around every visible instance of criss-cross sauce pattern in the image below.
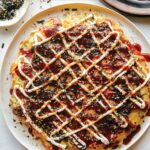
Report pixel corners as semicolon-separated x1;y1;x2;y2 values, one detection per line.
12;14;150;149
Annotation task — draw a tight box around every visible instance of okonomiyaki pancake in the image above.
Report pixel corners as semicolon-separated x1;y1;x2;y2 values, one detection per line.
10;12;150;150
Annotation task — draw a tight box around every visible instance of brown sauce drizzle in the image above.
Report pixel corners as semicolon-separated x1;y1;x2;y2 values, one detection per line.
20;48;34;58
132;43;141;52
123;125;141;145
141;53;150;62
123;41;150;62
42;18;62;38
43;28;58;38
146;109;150;116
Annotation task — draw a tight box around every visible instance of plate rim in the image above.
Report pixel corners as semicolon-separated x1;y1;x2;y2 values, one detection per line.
0;2;150;150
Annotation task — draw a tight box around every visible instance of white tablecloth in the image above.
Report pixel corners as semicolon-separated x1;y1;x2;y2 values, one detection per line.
0;0;150;149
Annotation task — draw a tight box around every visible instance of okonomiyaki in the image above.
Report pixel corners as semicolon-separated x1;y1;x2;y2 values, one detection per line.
10;12;150;150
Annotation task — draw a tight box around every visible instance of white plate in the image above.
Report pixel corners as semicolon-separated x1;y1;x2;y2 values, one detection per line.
0;3;150;150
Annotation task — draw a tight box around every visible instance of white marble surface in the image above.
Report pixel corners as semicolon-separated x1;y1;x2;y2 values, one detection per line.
0;0;150;150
